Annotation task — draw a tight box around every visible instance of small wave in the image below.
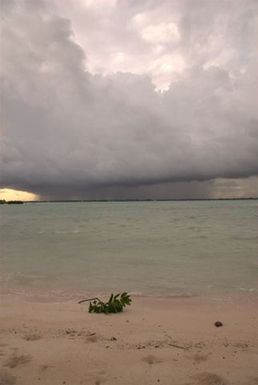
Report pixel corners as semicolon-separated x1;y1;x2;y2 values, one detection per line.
128;291;143;296
55;229;81;234
239;287;256;292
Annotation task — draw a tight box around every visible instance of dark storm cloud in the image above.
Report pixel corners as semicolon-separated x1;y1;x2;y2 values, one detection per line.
0;0;258;199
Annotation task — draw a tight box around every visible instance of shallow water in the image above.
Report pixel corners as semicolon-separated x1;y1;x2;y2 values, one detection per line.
0;200;258;297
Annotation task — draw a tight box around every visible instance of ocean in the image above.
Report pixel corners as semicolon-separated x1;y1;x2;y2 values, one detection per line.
0;200;257;298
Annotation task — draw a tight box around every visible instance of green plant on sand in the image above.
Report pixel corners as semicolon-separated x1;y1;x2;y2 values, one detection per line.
78;292;132;314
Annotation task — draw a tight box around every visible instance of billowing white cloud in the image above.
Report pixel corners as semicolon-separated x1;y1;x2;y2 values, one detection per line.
0;0;257;199
140;22;180;44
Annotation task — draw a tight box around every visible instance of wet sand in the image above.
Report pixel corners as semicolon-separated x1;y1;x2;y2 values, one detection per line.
0;293;258;385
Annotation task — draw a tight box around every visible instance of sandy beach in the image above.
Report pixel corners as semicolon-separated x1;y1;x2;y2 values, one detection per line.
0;293;257;385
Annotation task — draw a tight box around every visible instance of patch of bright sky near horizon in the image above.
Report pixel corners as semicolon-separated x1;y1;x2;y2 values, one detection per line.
0;188;38;201
0;0;258;199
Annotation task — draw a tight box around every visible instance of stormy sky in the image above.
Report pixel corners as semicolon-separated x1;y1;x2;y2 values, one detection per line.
1;0;258;200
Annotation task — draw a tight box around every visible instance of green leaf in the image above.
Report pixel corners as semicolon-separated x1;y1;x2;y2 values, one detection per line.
87;292;132;314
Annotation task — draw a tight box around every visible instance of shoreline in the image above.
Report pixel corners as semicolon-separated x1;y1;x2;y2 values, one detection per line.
1;277;258;303
1;292;257;385
1;284;258;303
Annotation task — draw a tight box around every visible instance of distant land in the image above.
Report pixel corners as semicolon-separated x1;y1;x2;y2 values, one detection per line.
0;200;24;204
1;198;257;204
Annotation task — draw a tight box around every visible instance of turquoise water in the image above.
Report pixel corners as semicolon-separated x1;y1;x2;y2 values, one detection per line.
0;201;258;297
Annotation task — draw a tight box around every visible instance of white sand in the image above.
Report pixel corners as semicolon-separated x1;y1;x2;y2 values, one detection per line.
0;293;258;385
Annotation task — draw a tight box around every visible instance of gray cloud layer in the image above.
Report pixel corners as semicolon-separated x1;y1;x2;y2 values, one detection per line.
0;0;258;199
